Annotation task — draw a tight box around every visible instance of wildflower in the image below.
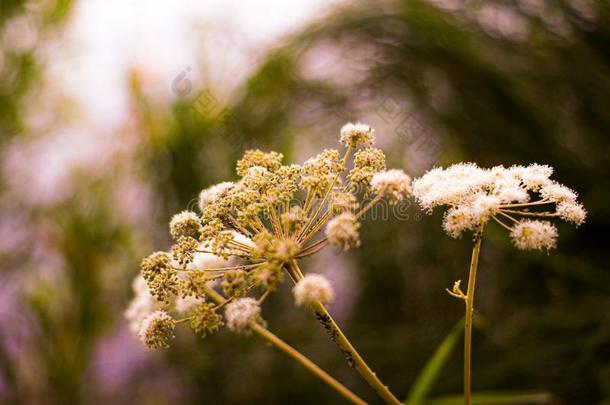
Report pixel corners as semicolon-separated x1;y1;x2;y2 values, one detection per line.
140;252;179;303
326;212;361;251
348;147;386;189
442;206;478;239
556;201;586;225
190;303;223;337
293;274;335;306
175;295;205;315
331;191;358;213
340;122;375;148
371;169;411;204
281;206;307;233
253;261;284;291
138;311;176;349
510;220;558;251
516;163;553;191
540;182;578;203
124;276;163;333
236;149;283;177
128;123;411;404
221;269;249;297
198;182;234;212
412;163;584;245
169;210;201;239
225;298;261;333
301;149;342;197
171;236;199;265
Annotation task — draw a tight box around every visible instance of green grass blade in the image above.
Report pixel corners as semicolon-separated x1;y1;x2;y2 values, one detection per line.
423;390;553;405
405;317;464;405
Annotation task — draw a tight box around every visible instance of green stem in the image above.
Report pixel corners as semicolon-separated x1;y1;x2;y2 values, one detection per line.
201;286;367;405
288;261;401;404
463;228;483;405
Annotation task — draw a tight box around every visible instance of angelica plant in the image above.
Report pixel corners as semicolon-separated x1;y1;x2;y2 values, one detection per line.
412;163;586;405
126;123;411;404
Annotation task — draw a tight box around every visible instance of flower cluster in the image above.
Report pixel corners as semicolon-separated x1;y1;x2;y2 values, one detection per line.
126;123;411;349
412;163;586;250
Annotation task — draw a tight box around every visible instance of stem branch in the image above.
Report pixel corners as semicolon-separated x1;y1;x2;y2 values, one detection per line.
201;286;366;405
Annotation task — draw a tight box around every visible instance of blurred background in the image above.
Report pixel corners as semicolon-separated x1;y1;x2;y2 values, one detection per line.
1;0;609;404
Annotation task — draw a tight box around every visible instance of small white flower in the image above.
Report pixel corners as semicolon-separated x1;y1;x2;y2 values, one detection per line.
442;206;478;238
325;212;361;251
198;182;234;212
225;298;261;333
556;201;586;226
471;194;501;221
169;210;201;239
340;122;375;148
175;295;205;315
540;182;578;203
138;311;176;349
124;276;163;334
518;163;553;191
510;220;558;251
293;274;335;306
371;169;411;204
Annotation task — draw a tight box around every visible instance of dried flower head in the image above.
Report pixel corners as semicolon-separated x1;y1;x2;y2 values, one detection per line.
348;147;386;189
169;210;201;239
130;123;405;349
371;169;411;204
171;235;199;265
340;122;375;148
293;274;335;306
140;252;179;303
326;212;361;251
138;311;176;349
225;298;261;333
190;303;223;337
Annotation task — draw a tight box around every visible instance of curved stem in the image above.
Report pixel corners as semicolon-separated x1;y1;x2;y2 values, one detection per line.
288;261;401;404
463;228;483;405
253;325;368;405
201;286;366;405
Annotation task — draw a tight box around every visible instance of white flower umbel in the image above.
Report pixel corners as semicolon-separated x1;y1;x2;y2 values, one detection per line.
124;276;163;334
169;210;201;239
412;163;586;240
138;311;176;349
371;169;411;204
510;220;558;251
413;162;586;405
130;123;405;405
340;122;375;148
293;274;335;306
225;297;261;333
198;181;234;212
326;212;361;251
556;201;587;225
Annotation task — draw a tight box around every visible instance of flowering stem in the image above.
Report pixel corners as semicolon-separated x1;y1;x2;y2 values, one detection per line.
201;286;366;405
463;228;483;405
288;261;401;404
